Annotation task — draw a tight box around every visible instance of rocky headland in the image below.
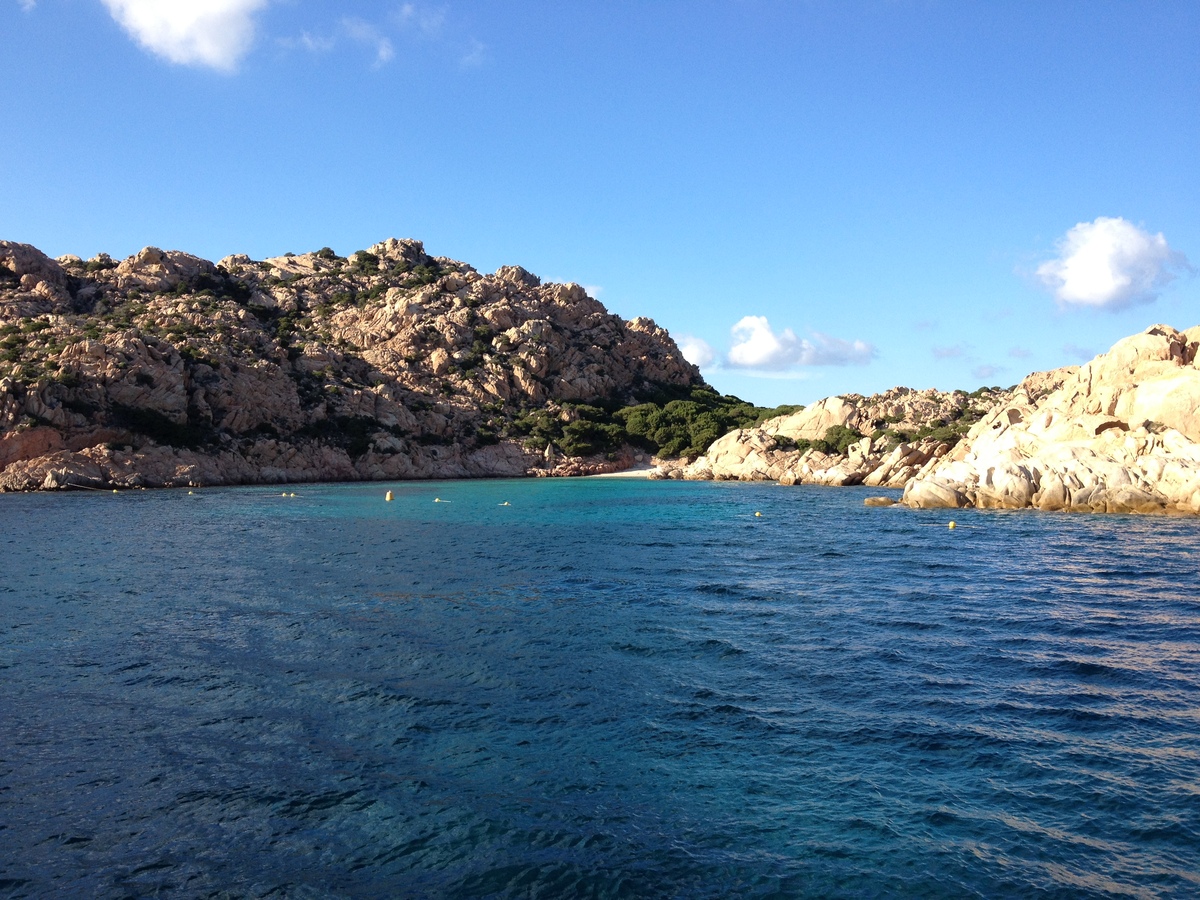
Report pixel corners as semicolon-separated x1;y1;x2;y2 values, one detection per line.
1;238;727;490
662;323;1200;515
900;324;1200;514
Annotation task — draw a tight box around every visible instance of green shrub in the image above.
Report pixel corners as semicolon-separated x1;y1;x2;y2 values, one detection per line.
810;424;865;455
111;404;212;449
559;420;625;457
296;415;382;456
351;251;380;275
401;263;443;287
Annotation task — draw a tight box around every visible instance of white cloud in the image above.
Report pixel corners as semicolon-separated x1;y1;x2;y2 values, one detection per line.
582;284;603;298
342;17;394;67
727;316;795;369
725;316;875;370
19;1;37;12
101;0;268;72
279;4;474;72
677;335;716;368
1008;346;1032;359
798;330;877;366
972;364;1002;380
278;30;335;54
1036;216;1192;310
394;3;445;36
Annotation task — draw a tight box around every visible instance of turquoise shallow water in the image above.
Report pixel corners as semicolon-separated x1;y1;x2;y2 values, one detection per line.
2;478;1199;898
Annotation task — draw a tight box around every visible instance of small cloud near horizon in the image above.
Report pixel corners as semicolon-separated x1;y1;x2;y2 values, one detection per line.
1036;216;1192;311
1008;346;1033;359
19;0;36;11
725;316;876;371
931;344;966;360
972;364;1003;380
101;0;269;72
678;336;717;369
1062;342;1096;362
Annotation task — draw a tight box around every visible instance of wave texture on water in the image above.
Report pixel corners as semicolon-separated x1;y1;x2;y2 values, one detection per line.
2;479;1199;898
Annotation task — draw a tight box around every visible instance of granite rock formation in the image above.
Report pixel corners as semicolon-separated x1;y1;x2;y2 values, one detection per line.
901;325;1200;514
655;386;1010;487
0;239;701;490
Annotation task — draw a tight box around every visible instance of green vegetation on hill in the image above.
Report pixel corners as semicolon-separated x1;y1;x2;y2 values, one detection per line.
782;424;867;456
867;400;991;450
512;387;802;459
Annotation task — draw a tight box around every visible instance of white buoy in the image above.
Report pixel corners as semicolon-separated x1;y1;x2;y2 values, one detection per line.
385;490;394;502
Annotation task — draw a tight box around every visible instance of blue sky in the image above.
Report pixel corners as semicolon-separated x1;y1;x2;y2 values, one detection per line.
3;1;1197;406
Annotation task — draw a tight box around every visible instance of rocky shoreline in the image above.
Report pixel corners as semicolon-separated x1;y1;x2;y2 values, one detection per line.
667;324;1200;515
4;239;1199;513
651;385;1010;489
900;325;1200;514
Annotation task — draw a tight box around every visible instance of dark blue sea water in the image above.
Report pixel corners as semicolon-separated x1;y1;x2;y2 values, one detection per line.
2;478;1199;898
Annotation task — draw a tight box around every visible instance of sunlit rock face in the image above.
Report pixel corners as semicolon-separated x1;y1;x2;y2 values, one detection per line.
657;385;1011;489
902;324;1200;514
0;239;702;490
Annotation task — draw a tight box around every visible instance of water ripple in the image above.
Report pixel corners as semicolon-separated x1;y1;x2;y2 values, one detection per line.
1;481;1199;897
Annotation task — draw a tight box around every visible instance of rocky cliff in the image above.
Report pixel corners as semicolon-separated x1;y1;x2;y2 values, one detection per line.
0;239;705;490
656;385;1011;487
901;324;1200;514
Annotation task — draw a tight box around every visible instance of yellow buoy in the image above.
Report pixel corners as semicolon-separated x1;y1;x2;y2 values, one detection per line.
385;490;394;502
188;491;194;495
948;521;957;529
112;489;118;494
755;511;763;517
282;492;287;497
500;501;510;506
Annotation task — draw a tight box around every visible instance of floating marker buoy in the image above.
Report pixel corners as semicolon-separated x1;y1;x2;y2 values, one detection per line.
385;490;394;502
500;501;510;506
948;521;957;529
188;491;194;495
282;492;287;497
290;493;296;498
113;489;118;494
434;498;440;503
755;511;763;517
